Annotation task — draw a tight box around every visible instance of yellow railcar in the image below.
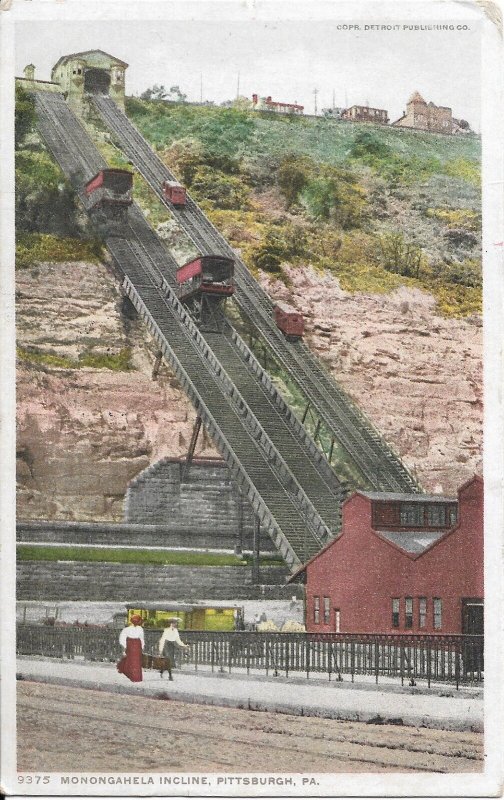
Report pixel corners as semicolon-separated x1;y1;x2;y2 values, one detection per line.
125;602;244;631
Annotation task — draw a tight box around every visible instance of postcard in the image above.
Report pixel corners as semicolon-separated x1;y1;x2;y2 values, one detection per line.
1;0;503;797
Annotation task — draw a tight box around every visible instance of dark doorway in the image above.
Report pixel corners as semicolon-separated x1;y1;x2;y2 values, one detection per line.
84;68;111;95
462;598;484;675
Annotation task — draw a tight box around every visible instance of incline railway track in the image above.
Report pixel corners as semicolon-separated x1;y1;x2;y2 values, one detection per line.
34;90;349;567
17;683;483;773
92;94;420;494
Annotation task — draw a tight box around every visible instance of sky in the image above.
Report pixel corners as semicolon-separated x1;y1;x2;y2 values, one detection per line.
15;16;481;129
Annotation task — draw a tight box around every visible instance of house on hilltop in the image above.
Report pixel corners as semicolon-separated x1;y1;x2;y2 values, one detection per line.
341;105;389;124
251;93;304;115
392;91;453;134
289;476;483;636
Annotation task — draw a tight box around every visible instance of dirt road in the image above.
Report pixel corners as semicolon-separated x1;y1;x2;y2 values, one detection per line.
17;682;483;774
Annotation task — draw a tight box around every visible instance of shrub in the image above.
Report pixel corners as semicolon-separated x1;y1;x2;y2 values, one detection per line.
277;153;314;208
190;166;250;210
378;232;425;278
301;169;367;228
251;221;308;273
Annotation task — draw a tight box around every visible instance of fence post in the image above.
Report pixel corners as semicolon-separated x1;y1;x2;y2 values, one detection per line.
351;640;355;683
427;642;431;689
455;641;460;691
211;642;215;673
306;639;310;679
285;641;289;678
247;639;250;676
228;637;232;674
375;641;379;684
400;641;404;687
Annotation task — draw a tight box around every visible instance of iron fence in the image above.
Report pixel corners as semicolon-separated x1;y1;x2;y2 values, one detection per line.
16;625;483;689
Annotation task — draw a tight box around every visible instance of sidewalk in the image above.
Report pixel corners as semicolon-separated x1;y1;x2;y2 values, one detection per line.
16;656;483;732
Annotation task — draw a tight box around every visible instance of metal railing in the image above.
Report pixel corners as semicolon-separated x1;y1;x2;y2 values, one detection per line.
17;625;483;689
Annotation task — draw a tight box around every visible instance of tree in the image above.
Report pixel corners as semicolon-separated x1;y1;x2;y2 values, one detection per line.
168;85;187;103
140;84;168;101
277;154;314;208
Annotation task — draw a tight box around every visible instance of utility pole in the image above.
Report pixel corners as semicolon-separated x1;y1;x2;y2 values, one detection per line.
236;71;240;99
332;88;336;110
313;87;319;116
200;72;203;103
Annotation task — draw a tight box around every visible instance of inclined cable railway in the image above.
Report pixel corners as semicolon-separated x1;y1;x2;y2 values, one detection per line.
34;90;349;568
91;95;420;493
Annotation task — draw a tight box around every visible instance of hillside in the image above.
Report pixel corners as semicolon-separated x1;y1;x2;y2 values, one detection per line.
15;93;482;520
124;99;481;317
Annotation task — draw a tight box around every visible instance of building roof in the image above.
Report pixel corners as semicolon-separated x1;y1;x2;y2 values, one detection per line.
409;91;427;104
377;529;447;554
360;491;457;503
52;49;128;71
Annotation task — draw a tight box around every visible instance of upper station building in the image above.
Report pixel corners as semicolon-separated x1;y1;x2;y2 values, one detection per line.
16;50;128;116
51;50;128;113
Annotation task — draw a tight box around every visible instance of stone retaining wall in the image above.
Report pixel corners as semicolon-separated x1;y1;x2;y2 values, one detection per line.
17;562;291;601
17;520;274;553
125;459;256;541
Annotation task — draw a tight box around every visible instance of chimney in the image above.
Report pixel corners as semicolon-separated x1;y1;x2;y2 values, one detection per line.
24;64;35;81
252;93;258;104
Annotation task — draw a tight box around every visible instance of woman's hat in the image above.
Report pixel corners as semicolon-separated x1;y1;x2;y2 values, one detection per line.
130;614;143;625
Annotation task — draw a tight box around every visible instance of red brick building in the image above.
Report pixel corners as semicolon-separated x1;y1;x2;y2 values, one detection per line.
290;476;483;636
251;94;304;115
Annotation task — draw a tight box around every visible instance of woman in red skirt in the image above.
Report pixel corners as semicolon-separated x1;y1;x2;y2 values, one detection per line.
117;614;144;682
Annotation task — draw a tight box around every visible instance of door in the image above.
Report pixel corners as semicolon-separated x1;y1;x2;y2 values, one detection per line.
462;599;483;674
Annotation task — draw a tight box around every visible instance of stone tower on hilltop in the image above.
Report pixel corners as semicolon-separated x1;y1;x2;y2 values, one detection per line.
393;91;453;134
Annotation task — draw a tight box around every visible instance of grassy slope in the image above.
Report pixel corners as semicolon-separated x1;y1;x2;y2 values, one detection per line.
125;99;481;317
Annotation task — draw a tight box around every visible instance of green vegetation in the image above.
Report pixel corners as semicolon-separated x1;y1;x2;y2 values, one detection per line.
15;90;104;267
15;86;35;146
16;232;103;269
124;99;481;318
17;544;282;567
17;346;133;371
14;88;482;318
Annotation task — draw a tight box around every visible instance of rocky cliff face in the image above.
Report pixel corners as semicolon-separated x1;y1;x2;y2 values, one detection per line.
16;258;482;521
16;259;216;521
262;266;482;495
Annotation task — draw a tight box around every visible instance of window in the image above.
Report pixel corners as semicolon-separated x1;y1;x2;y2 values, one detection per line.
323;597;330;624
392;598;400;628
313;597;320;624
433;598;442;630
400;503;422;526
405;597;413;629
426;504;446;526
419;597;427;629
449;506;458;526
